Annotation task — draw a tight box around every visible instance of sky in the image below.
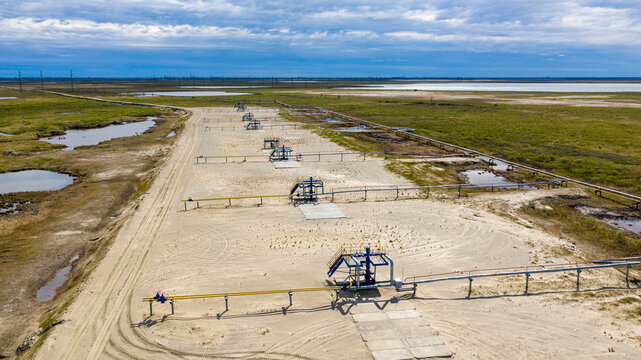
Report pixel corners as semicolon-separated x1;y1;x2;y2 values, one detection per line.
1;0;641;78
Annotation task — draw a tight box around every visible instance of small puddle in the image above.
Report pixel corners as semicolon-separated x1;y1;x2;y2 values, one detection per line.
339;125;370;131
0;200;31;214
0;170;75;194
0;97;17;100
41;116;157;150
128;91;252;97
322;117;344;123
461;169;535;189
0;132;14;136
477;156;511;171
575;206;641;235
36;255;79;302
165;130;176;138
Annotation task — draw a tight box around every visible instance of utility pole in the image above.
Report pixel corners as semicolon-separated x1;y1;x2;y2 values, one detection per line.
18;70;22;91
40;70;44;90
70;70;74;92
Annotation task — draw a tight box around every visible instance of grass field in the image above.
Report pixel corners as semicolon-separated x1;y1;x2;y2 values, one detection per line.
0;87;184;355
79;86;641;196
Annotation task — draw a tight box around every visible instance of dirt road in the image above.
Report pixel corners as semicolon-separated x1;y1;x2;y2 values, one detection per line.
35;107;641;359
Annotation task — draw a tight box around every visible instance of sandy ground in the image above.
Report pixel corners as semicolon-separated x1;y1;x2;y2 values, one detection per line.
34;107;641;359
305;90;641;108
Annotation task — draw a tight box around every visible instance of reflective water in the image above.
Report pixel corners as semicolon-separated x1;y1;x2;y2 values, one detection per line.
575;206;641;235
36;255;79;302
0;170;74;194
0;201;31;214
166;130;176;138
0;132;14;136
339;125;370;131
322;117;344;123
129;91;252;97
41;117;156;150
340;82;641;92
477;156;510;171
176;86;267;89
461;169;535;189
0;97;17;100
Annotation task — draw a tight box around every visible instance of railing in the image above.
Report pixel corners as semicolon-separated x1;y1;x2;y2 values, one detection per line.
399;260;640;298
181;181;556;210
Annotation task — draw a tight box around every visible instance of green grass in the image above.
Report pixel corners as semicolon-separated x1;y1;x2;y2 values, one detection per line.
521;199;641;256
0;89;160;137
94;88;641;195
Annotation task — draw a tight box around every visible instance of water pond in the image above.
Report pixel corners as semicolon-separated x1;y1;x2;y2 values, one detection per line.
0;170;74;194
339;82;641;92
36;255;79;302
575;206;641;235
41;117;157;150
166;130;176;138
129;91;252;97
461;169;535;189
0;97;17;100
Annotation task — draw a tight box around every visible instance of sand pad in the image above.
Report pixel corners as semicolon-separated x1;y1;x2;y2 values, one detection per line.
298;202;345;220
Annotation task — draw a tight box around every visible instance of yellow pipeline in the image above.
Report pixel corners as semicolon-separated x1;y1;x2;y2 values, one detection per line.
182;194;291;203
144;286;341;302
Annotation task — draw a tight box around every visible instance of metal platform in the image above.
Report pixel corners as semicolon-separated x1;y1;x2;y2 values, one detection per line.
298;202;345;220
273;161;301;169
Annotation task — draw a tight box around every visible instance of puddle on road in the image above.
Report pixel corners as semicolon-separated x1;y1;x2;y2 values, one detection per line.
165;130;176;138
0;170;75;194
461;169;535;189
40;116;157;150
36;255;79;302
575;206;641;235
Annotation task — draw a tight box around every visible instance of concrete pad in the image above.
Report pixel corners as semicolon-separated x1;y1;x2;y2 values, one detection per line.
396;326;437;339
349;302;383;314
273;161;300;169
391;317;429;329
371;349;414;360
361;329;401;342
381;301;416;312
410;345;453;358
356;320;393;331
365;339;408;351
404;335;445;347
386;309;421;319
352;312;390;323
298;202;345;220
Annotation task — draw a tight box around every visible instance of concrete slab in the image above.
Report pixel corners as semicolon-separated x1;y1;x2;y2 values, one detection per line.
273;161;300;169
356;320;394;331
361;329;401;342
404;335;445;347
386;309;421;319
381;301;416;312
365;339;408;351
352;312;391;323
298;202;345;220
391;317;429;329
395;325;438;338
410;345;453;358
397;326;438;339
349;302;383;314
371;349;414;360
